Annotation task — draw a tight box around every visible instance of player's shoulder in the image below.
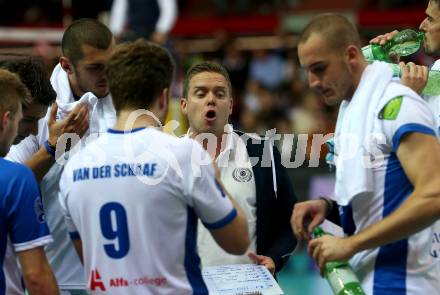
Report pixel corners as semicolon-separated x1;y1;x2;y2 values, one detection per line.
378;82;431;121
0;158;37;197
0;157;33;180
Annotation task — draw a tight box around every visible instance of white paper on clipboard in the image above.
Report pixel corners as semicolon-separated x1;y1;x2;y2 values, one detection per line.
202;264;284;295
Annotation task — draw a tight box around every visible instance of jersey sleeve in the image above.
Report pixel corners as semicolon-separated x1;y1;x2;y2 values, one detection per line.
58;163;80;240
7;165;52;252
181;140;236;230
379;95;437;152
5;135;40;164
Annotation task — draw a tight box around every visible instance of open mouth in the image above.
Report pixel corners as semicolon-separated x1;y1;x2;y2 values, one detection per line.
205;110;217;121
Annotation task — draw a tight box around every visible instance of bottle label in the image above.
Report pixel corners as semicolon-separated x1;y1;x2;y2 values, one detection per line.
362;46;375;63
327;266;362;295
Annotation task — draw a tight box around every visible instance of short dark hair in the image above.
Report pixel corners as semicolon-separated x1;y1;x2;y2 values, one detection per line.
62;18;113;65
183;62;232;98
105;40;174;112
0;69;31;116
0;54;56;107
298;14;361;52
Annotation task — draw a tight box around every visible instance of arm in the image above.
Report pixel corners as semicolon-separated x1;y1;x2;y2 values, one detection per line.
26;102;89;181
309;133;440;271
17;247;59;295
209;164;250;255
152;0;177;44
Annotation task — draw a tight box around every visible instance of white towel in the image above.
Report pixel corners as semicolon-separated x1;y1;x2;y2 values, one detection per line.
50;63;116;135
333;61;393;206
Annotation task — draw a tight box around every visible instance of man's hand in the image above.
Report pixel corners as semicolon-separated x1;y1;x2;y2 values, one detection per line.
399;61;429;94
308;235;357;276
291;199;328;241
369;30;400;63
248;252;275;275
369;30;399;46
47;102;89;146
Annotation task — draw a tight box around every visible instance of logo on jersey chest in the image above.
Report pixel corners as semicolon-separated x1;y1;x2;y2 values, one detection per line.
232;168;253;182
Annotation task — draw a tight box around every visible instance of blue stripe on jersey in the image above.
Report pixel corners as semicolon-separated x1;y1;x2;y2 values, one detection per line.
203;208;237;230
339;205;356;236
373;153;413;294
69;231;81;240
184;207;208;295
107;127;146;134
392;123;435;152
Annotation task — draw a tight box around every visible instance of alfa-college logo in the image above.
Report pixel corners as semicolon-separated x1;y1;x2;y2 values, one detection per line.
89;268;167;291
90;268;106;291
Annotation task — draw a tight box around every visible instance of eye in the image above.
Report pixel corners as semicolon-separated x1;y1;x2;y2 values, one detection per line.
216;91;226;98
311;64;327;75
194;90;205;98
85;64;105;72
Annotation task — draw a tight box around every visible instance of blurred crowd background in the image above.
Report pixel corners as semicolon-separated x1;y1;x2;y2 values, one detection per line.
0;1;432;293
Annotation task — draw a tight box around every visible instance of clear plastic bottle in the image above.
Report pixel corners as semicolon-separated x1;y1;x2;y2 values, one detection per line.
362;29;424;63
313;227;366;295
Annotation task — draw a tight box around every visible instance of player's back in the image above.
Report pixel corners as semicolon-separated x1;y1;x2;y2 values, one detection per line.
60;127;215;295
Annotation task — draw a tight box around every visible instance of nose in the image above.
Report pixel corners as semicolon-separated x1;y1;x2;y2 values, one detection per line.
419;18;427;32
308;72;321;90
206;91;216;105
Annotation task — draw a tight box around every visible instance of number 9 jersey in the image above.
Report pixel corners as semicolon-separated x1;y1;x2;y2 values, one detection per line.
59;127;237;295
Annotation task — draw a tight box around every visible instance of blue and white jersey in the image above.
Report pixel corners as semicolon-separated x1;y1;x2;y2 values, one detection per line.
337;93;440;295
59;127;236;295
0;158;52;295
423;60;440;262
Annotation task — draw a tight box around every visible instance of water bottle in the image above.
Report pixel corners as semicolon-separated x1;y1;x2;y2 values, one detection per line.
362;29;424;63
386;62;440;96
313;227;366;295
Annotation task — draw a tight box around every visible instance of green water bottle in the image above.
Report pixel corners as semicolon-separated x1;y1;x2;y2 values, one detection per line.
362;29;424;62
313;227;366;295
386;62;440;96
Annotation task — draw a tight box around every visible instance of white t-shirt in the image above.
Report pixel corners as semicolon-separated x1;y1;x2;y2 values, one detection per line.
424;60;440;261
59;127;237;295
197;130;257;267
333;93;440;294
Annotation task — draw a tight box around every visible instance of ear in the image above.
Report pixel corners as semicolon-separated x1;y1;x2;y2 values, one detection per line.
60;56;74;74
0;111;11;132
228;97;233;116
345;45;360;67
159;88;169;111
180;97;188;116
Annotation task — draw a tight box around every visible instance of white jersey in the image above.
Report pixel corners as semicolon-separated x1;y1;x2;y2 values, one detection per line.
5;63;116;291
424;60;440;261
334;92;440;294
59;127;237;295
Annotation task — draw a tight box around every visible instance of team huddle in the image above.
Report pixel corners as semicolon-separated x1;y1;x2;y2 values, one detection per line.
2;3;440;295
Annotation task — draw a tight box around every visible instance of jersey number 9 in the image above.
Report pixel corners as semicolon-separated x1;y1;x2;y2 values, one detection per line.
99;202;130;259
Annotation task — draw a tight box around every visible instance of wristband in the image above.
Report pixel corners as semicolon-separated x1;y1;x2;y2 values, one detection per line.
319;197;333;217
44;140;56;158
